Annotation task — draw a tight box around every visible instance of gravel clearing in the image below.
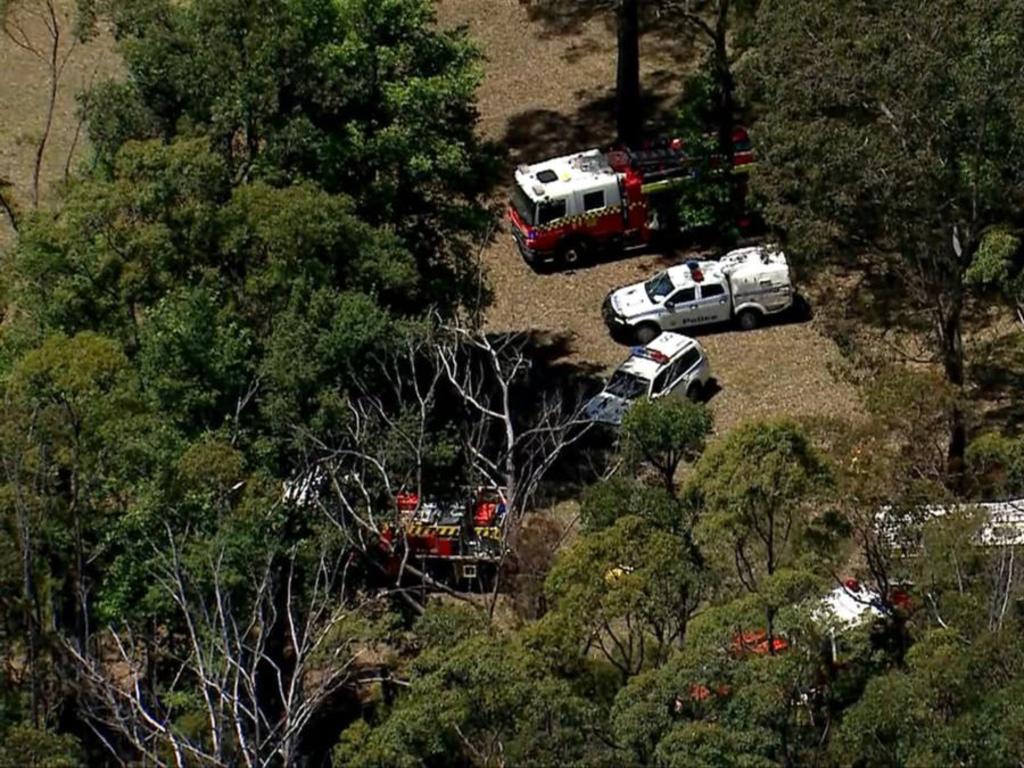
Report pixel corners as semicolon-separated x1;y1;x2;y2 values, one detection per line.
438;0;863;435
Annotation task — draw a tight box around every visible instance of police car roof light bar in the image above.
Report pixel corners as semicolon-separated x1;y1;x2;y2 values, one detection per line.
686;260;704;282
630;346;669;364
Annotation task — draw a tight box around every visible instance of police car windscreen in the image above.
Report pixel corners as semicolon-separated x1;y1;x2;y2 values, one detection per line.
644;272;675;302
606;370;648;400
510;184;536;226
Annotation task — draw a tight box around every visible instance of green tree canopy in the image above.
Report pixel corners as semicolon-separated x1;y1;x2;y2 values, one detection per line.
693;420;834;645
621;397;713;495
84;0;496;303
538;514;707;679
747;0;1024;472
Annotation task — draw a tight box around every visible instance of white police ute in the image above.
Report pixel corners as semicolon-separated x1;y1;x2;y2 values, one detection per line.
602;245;794;343
584;332;712;425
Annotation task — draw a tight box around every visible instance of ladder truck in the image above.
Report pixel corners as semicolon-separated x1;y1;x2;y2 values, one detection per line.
507;129;755;269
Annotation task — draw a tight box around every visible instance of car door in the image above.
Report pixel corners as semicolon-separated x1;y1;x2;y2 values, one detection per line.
660;358;687;398
662;287;698;329
695;281;732;325
649;367;672;399
665;349;701;397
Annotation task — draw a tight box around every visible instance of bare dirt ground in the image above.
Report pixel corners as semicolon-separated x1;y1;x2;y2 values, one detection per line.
437;0;863;434
0;5;119;249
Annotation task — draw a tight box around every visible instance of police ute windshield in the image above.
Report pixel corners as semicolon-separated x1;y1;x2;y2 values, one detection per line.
605;370;648;400
644;271;675;303
510;184;536;226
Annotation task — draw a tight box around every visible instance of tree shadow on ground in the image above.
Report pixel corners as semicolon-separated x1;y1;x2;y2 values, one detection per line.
480;329;617;500
969;329;1024;437
518;0;709;53
827;259;933;335
502;67;692;165
805;261;1024;440
503;90;657;165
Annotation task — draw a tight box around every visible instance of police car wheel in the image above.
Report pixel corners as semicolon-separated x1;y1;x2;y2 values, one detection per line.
737;309;760;331
634;323;660;345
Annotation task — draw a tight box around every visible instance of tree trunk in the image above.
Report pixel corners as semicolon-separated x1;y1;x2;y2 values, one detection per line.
711;2;734;161
17;503;41;726
33;3;62;209
941;296;967;484
710;1;740;227
0;181;18;232
615;0;642;147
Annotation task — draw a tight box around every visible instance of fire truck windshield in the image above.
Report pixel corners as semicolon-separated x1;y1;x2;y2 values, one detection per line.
644;272;676;303
606;370;648;400
510;184;536;226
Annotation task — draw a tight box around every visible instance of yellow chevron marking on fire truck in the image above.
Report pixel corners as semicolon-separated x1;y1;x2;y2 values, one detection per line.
401;524;503;539
640;162;758;194
640;177;689;195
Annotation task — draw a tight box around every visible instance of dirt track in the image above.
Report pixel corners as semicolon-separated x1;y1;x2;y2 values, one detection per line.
438;0;863;432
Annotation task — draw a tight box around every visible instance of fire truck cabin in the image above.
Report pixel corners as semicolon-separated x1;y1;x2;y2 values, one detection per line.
509;147;643;267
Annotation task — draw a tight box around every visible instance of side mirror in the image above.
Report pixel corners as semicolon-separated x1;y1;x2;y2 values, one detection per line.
664;301;676;310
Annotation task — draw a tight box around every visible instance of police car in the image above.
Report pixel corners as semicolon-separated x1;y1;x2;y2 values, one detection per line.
584;332;712;425
603;245;794;343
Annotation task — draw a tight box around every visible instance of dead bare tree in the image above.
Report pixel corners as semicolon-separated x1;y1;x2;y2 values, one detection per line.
436;322;594;542
290;331;474;612
293;322;595;612
436;323;597;614
67;525;364;768
1;0;90;208
988;542;1020;632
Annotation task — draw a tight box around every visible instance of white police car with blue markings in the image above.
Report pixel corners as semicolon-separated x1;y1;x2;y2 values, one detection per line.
584;332;712;425
602;245;794;343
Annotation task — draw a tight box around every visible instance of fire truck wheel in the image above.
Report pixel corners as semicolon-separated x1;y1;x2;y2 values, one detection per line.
634;323;661;344
737;309;761;331
557;239;589;268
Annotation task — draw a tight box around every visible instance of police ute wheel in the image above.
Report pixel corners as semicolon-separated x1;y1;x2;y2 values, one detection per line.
737;309;760;331
634;323;660;345
687;382;703;402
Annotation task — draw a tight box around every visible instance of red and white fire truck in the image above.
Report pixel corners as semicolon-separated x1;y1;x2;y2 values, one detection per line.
507;129;755;268
379;487;509;585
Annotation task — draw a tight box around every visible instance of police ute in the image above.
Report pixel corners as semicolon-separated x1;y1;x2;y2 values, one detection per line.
603;245;794;343
584;332;712;425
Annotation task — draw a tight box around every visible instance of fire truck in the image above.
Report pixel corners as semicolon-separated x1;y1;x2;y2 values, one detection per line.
507;128;755;268
379;487;509;586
